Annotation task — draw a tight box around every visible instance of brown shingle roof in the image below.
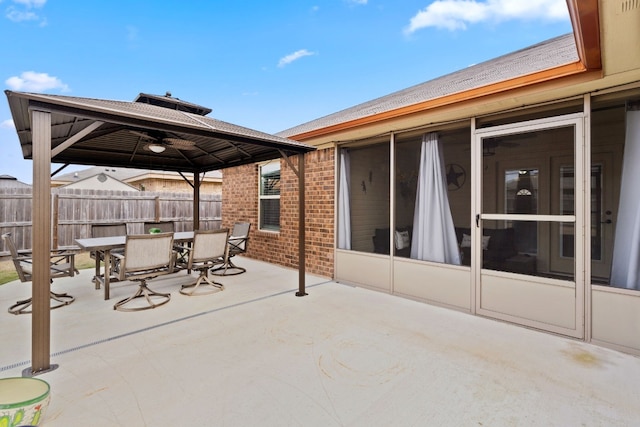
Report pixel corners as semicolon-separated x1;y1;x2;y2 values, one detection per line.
278;34;578;138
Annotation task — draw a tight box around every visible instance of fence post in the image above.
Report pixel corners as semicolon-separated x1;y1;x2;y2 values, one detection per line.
52;193;59;249
154;196;160;222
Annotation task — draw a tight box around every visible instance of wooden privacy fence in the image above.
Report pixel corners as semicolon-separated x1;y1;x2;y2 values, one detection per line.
0;188;222;255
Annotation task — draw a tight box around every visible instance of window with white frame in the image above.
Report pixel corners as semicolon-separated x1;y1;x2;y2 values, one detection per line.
259;161;280;231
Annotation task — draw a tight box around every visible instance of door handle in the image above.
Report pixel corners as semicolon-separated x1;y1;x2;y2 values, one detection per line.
476;214;480;228
601;219;612;224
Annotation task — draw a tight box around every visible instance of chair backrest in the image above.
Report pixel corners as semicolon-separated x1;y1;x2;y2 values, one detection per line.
144;221;175;234
229;222;251;253
91;223;127;238
122;233;174;274
2;232;20;259
189;229;229;267
2;233;29;282
2;233;75;283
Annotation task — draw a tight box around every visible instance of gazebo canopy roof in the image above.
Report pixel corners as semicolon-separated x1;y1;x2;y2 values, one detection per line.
5;90;316;374
5;90;315;174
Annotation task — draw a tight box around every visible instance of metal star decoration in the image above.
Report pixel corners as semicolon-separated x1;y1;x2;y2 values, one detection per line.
446;163;466;190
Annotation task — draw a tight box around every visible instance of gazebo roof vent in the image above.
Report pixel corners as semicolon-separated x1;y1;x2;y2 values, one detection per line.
134;92;212;116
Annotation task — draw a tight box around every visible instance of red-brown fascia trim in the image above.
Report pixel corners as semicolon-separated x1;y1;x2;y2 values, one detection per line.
292;62;591;141
567;0;601;70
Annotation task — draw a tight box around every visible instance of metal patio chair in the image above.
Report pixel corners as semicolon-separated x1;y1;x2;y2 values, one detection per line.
90;223;127;280
176;228;229;296
143;221;189;263
211;222;250;276
2;232;77;315
111;232;175;312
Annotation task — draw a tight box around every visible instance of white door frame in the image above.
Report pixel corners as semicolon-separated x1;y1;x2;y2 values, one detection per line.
471;113;585;338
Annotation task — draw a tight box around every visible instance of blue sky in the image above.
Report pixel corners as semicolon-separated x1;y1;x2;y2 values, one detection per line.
0;0;572;184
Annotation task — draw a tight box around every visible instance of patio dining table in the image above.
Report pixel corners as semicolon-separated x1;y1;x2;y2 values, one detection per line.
75;231;194;300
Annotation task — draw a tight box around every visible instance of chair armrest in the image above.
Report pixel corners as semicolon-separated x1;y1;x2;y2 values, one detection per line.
111;253;125;262
109;252;126;280
49;251;77;257
168;251;177;273
48;252;77;277
228;237;248;246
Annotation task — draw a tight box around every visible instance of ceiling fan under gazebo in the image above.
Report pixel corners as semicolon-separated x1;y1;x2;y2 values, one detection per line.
129;129;200;153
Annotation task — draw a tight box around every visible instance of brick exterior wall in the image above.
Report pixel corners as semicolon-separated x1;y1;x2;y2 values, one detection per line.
221;148;335;278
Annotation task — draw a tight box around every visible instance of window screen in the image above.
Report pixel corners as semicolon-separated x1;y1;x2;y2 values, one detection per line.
259;162;280;231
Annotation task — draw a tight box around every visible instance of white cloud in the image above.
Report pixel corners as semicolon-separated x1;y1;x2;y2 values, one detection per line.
1;119;15;129
12;0;47;7
5;71;70;93
347;0;368;4
404;0;568;34
6;7;38;22
278;49;316;68
5;0;47;24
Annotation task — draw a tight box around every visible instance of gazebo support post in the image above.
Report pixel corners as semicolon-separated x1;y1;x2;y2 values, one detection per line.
29;109;54;375
296;153;307;297
280;151;307;297
193;172;200;230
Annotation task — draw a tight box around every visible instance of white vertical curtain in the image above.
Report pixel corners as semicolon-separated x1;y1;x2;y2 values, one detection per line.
337;148;352;250
611;109;640;290
411;132;461;264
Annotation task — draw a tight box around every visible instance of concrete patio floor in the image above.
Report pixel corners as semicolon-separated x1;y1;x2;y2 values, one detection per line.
1;256;640;426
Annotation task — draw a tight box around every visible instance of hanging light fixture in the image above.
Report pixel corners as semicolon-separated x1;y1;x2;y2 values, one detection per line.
146;143;166;153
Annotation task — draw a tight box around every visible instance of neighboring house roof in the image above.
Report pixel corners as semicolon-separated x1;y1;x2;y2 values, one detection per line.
58;172;140;191
52;166;222;185
0;174;31;188
278;34;579;139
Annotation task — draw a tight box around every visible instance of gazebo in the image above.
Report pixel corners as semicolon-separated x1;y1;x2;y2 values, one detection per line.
4;90;316;374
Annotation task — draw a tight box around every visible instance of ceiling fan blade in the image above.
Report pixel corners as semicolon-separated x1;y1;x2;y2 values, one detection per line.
163;137;198;150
